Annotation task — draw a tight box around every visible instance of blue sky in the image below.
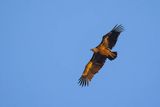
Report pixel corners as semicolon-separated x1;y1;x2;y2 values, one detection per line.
0;0;160;107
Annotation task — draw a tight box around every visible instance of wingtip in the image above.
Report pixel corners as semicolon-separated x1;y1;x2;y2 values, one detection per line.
78;76;89;87
112;24;124;33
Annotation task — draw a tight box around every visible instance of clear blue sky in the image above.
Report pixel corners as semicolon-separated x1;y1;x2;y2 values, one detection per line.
0;0;160;107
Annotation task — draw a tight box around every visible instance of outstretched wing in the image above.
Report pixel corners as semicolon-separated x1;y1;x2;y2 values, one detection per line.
102;24;124;49
78;53;107;87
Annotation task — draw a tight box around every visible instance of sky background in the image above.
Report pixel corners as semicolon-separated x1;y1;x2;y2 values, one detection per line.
0;0;160;107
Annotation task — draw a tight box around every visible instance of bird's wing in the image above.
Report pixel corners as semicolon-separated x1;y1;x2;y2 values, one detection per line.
78;53;107;87
102;24;124;49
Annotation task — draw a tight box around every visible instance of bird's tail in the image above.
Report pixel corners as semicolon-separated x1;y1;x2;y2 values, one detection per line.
108;51;117;60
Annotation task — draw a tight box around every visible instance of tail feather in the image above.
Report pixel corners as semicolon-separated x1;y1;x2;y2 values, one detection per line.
108;52;117;60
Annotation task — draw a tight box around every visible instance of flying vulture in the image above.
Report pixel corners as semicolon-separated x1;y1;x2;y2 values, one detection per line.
78;25;124;87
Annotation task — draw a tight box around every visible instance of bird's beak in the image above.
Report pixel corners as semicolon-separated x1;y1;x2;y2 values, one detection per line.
90;48;94;52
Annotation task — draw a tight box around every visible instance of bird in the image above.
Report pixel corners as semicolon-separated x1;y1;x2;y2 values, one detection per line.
78;24;124;87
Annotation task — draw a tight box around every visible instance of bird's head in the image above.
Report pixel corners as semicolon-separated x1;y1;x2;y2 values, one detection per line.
90;48;98;53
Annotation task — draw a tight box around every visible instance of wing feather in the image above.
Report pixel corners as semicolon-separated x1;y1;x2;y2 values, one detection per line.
102;25;124;49
78;53;107;87
78;25;124;87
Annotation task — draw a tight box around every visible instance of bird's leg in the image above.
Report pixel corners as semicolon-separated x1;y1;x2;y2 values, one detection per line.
100;48;116;58
107;49;116;58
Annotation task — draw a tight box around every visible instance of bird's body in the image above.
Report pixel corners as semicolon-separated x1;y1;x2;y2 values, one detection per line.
91;44;116;59
78;25;124;87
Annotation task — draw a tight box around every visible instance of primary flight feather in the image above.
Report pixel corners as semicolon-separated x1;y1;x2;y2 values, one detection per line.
78;25;124;87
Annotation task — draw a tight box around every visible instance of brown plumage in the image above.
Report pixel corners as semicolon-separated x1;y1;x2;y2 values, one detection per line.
78;25;124;87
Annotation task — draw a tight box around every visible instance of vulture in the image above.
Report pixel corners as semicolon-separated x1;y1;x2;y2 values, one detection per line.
78;24;124;87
